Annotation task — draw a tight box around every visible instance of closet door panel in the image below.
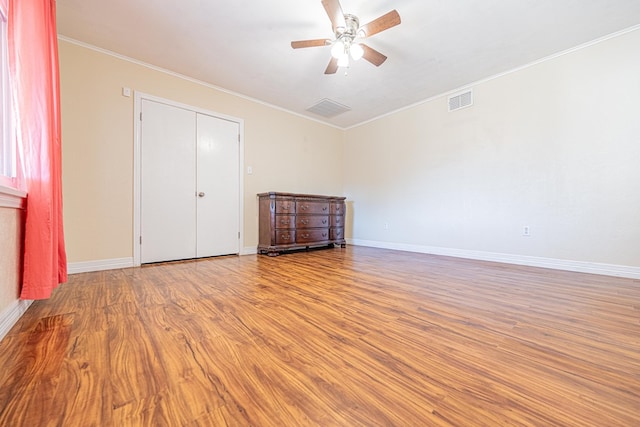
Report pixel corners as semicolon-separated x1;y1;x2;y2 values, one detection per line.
141;100;197;263
196;114;240;257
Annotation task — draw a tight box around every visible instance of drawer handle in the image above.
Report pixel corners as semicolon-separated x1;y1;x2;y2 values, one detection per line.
335;206;341;212
283;205;290;210
323;206;328;211
322;219;327;224
280;219;290;225
281;234;290;240
301;219;309;225
301;205;307;210
322;232;327;237
302;233;309;238
336;218;341;224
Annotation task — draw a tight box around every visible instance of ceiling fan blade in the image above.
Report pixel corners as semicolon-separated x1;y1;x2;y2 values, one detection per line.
324;57;338;74
291;39;331;49
359;10;401;37
361;44;387;66
321;0;346;31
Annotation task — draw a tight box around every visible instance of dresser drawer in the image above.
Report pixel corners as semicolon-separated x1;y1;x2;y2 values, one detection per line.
330;202;345;215
330;228;344;240
296;215;329;228
330;215;344;227
276;231;295;245
275;200;295;214
276;215;295;229
296;201;329;215
297;229;329;243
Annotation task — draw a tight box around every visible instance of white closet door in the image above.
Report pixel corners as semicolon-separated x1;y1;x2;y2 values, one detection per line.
141;100;197;263
196;113;240;257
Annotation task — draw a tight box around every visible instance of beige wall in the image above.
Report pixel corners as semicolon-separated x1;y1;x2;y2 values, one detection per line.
60;28;640;272
59;40;344;262
0;208;22;316
344;29;640;268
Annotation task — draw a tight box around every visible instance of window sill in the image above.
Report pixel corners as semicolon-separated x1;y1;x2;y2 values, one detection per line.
0;183;26;209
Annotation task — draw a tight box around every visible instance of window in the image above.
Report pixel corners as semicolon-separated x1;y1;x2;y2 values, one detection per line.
0;10;15;181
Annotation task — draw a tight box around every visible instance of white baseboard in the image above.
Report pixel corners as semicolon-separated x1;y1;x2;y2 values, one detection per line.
0;299;33;341
66;242;640;279
347;238;640;279
67;252;260;274
67;257;134;274
241;246;258;256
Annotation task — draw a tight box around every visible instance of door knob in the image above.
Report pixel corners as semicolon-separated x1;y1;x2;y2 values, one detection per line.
198;192;205;197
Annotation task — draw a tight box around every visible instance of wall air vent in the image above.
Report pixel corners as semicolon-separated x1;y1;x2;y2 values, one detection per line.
306;98;351;118
448;89;473;112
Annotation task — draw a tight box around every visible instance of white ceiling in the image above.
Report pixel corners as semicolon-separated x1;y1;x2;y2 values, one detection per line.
57;0;640;129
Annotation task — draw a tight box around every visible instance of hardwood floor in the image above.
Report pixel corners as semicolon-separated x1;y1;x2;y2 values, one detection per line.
1;246;639;426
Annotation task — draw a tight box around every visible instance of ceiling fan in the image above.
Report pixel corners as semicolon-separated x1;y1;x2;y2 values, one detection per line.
291;0;401;74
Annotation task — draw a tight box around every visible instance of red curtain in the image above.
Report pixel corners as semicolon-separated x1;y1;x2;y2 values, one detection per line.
6;0;67;299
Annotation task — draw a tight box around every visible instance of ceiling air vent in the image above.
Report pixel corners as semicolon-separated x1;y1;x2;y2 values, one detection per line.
448;89;473;112
306;98;351;118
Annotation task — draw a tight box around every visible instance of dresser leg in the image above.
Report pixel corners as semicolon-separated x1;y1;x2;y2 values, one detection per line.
267;251;279;257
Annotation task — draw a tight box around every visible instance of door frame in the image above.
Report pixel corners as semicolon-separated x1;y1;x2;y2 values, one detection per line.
133;92;245;267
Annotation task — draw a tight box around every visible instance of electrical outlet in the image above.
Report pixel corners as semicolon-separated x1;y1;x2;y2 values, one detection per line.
523;226;530;236
384;222;389;230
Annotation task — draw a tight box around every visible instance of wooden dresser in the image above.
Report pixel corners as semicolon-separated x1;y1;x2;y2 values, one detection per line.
258;192;346;256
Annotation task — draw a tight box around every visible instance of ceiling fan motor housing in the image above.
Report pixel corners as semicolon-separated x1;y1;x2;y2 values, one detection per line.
336;14;361;42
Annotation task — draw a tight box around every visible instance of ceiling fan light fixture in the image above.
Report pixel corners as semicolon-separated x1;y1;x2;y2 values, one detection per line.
330;40;345;58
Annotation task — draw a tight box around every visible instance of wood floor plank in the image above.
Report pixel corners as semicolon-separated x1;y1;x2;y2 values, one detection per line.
1;246;639;426
55;331;112;427
105;301;168;415
0;314;74;426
